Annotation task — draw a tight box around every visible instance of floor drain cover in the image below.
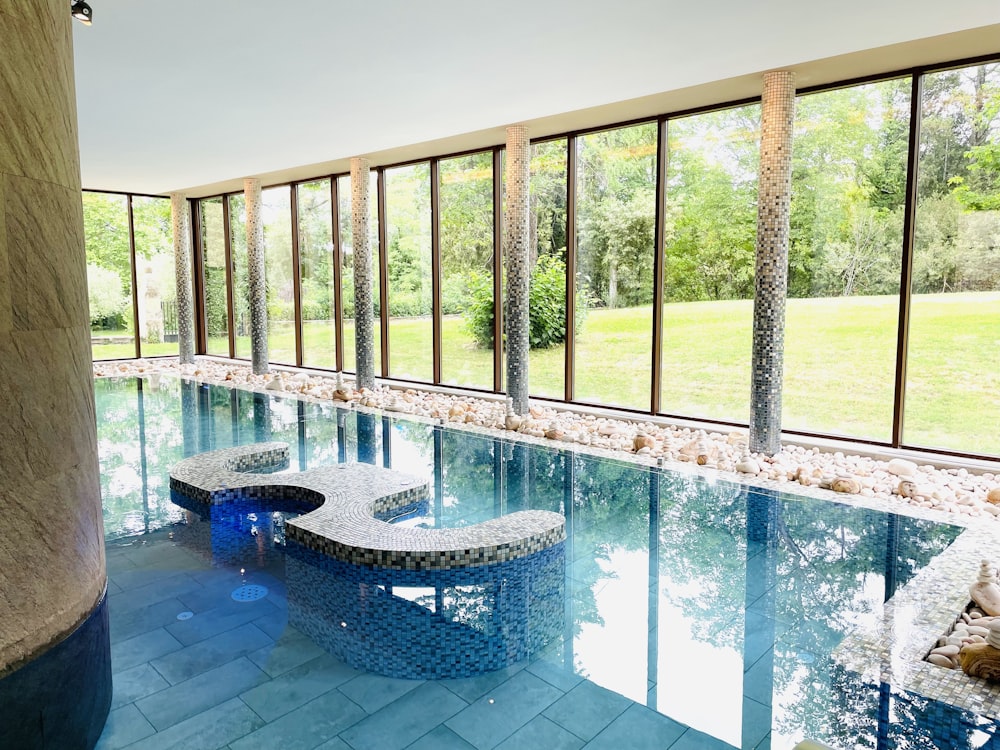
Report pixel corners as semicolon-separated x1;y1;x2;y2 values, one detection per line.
176;611;193;621
231;584;268;602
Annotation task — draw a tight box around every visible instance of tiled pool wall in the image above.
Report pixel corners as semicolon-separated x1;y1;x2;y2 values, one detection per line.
286;541;566;679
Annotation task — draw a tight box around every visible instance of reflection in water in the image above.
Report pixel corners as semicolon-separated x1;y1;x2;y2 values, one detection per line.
95;377;993;748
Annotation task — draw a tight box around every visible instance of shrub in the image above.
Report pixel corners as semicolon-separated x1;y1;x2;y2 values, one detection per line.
464;254;586;349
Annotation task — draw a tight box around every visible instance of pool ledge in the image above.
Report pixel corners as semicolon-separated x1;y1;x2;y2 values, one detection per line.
169;442;566;571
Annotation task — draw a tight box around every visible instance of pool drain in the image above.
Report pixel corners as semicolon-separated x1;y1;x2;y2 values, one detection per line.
231;584;268;602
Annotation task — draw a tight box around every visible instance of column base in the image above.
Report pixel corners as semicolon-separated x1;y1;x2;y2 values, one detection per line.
0;588;111;750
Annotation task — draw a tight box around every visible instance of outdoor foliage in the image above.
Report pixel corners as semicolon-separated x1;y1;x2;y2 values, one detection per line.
465;255;585;350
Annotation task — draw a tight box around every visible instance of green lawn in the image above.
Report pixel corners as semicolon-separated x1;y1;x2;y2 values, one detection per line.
94;291;1000;455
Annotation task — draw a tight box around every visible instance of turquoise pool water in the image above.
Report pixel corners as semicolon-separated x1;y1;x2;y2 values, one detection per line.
95;376;999;749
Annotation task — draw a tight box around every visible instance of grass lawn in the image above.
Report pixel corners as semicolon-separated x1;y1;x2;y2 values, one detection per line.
94;291;1000;455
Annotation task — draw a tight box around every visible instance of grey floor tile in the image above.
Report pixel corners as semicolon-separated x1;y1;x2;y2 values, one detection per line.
669;727;734;749
404;725;476;750
742;649;775;707
247;627;326;677
496;715;584;749
583;704;686;750
112;628;183;674
110;573;205;616
527;657;585;693
741;696;772;749
543;680;631;741
149;622;272;685
110;663;170;710
313;739;353;750
338;671;423;714
95;704;155;750
440;661;527;703
165;597;278;646
110;598;188;644
251;609;289;640
339;682;467;750
228;689;366;750
240;652;360;722
136;657;268;731
445;670;564;749
123;697;265;750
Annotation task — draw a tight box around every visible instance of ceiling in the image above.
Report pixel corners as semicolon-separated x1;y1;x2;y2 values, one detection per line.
72;0;1000;198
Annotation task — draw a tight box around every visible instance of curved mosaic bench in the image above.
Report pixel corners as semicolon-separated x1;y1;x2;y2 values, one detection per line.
168;442;566;571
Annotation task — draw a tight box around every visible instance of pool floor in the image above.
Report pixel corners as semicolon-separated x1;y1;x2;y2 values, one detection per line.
98;531;724;750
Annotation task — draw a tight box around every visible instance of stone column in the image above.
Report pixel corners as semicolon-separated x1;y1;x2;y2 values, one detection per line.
351;157;375;391
245;177;269;374
0;1;111;746
170;192;195;364
749;71;795;455
504;125;531;415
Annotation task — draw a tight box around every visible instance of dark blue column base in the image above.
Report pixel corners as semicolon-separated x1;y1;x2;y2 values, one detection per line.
0;588;111;750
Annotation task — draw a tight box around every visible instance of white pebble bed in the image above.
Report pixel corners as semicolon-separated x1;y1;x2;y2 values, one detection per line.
94;358;1000;524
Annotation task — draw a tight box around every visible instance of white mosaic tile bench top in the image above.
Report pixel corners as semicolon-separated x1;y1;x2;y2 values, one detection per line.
834;521;1000;720
168;442;566;571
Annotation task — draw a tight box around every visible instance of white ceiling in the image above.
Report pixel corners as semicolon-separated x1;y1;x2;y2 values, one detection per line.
72;0;1000;197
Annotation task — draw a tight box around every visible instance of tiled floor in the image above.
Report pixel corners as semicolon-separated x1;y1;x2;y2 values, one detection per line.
97;532;721;750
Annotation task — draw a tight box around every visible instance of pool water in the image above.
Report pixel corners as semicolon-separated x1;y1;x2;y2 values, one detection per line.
96;376;999;749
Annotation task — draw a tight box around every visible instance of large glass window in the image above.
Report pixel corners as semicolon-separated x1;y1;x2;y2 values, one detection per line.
339;173;382;376
200;197;230;357
528;139;569;400
785;79;910;441
297;179;336;369
385;163;432;382
83;192;134;360
440;152;495;389
575;123;657;409
131;196;175;356
661;105;759;423
907;63;1000;455
261;186;296;365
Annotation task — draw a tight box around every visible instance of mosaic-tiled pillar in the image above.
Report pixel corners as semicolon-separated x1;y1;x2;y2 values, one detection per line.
351;157;375;391
245;177;269;375
170;193;195;364
0;2;110;746
504;126;531;415
749;71;795;455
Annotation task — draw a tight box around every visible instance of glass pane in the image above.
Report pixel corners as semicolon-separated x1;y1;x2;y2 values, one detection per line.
83;192;134;360
575;122;657;409
385;162;432;382
230;193;251;359
262;186;295;365
528;140;568;400
298;180;336;369
440;151;494;390
132;196;175;357
661;105;759;422
906;62;1000;455
339;173;382;377
785;79;910;441
199;197;230;357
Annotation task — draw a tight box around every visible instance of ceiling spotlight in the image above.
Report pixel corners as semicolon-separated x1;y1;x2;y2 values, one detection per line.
71;1;93;25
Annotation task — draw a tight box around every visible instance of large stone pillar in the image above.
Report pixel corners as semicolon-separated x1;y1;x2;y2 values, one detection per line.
245;177;269;374
0;1;111;747
351;157;375;391
504;125;531;414
170;192;195;364
749;71;795;455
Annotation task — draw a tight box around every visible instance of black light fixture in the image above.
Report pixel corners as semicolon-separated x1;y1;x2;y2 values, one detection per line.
71;1;93;25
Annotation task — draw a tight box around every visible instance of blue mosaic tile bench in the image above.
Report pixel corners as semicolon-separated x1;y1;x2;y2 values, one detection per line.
168;442;566;571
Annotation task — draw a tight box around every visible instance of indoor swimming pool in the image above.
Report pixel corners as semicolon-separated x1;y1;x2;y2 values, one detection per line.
95;375;1000;749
